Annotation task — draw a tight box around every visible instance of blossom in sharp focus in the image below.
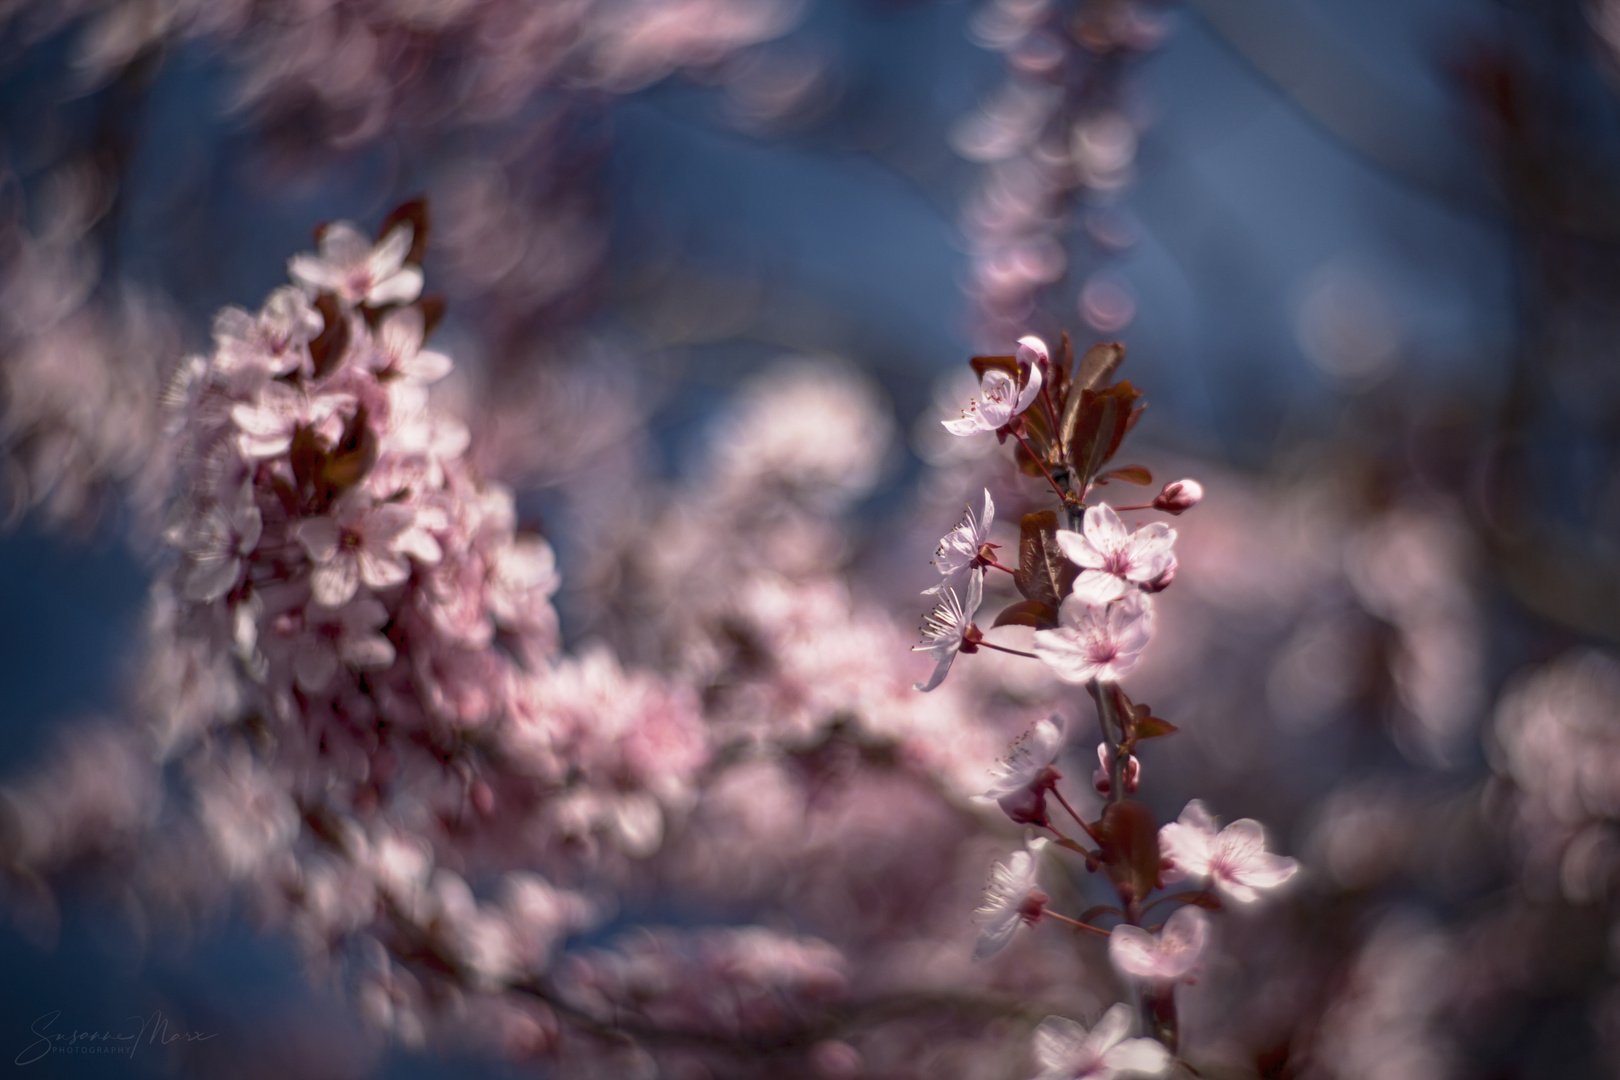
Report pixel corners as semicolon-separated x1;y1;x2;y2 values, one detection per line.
289;222;423;308
1151;478;1203;515
926;488;995;593
1032;590;1154;685
973;835;1049;959
1028;1003;1172;1080
942;341;1044;436
981;715;1065;825
912;569;983;692
1053;504;1176;605
1158;800;1299;903
1108;907;1209;984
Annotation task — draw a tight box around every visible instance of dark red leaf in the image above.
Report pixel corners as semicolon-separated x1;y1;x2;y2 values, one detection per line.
1099;465;1153;486
992;599;1060;630
418;294;447;339
969;354;1019;381
1015;511;1077;608
308;293;349;379
1101;799;1160;905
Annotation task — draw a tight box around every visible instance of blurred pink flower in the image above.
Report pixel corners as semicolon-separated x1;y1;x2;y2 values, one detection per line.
289;223;422;308
1158;800;1298;903
973;835;1049;959
1108;907;1208;984
1054;504;1176;605
1029;1004;1171;1080
981;714;1065;825
1032;591;1154;684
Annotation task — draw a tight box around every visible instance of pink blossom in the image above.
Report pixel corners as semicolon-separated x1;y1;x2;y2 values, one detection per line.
294;496;442;606
1032;591;1154;684
174;485;263;603
1028;1004;1171;1080
211;286;322;382
286;596;397;693
942;346;1044;436
981;715;1065;825
372;306;453;384
1158;800;1299;903
1054;503;1176;605
230;380;355;460
973;835;1049;959
912;569;983;692
926;488;995;592
289;222;423;308
1108;906;1209;984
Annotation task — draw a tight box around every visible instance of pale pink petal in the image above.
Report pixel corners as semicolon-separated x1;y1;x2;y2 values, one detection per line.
1072;569;1130;605
312;555;360;607
183;554;241;603
294;640;338;692
1101;1037;1171;1077
1079;1001;1133;1059
1014;357;1043;414
367;223;413;279
1054;528;1107;570
1083;503;1129;551
287;253;345;293
296;517;342;563
1032;1016;1089;1076
343;633;396;670
367;265;423;307
358;548;411;590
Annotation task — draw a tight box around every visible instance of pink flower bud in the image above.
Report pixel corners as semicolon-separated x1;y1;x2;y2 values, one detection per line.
1093;743;1140;795
1152;478;1203;515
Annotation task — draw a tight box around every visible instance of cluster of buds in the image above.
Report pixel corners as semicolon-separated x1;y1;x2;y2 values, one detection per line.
918;334;1296;1069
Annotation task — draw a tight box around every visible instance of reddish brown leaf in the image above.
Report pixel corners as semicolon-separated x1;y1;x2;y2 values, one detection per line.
1101;799;1160;905
1076;340;1126;392
1067;381;1145;489
991;599;1060;630
969;354;1019;381
418;294;447;339
1134;713;1179;739
308;293;349;379
1099;465;1153;486
1014;511;1077;608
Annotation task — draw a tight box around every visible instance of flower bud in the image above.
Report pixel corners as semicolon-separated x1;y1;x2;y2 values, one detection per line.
1152;478;1203;515
1093;743;1140;795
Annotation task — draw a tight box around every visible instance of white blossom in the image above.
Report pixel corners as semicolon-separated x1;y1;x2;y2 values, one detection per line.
1158;800;1299;903
1032;591;1154;685
912;569;983;692
942;339;1044;436
926;488;995;593
1054;503;1176;605
1028;1004;1172;1080
973;835;1048;959
1108;907;1209;984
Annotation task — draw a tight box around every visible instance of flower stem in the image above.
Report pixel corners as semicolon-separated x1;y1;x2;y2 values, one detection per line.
1051;786;1102;845
1044;910;1111;938
976;639;1038;660
1011;429;1073;507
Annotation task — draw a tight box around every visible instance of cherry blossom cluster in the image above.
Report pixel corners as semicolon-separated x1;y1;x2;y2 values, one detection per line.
916;331;1297;1070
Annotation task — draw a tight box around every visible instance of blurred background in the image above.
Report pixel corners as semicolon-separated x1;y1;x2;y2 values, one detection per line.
3;0;1620;1076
